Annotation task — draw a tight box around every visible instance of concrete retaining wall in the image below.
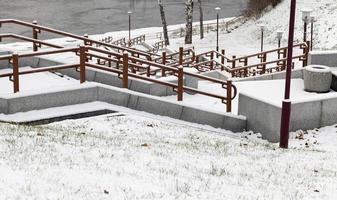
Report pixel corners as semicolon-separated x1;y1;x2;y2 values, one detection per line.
0;83;247;133
233;68;303;82
0;51;12;69
309;50;337;67
239;93;337;142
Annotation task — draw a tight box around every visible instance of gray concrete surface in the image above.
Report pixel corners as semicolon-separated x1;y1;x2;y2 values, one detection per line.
309;51;337;67
0;51;12;69
239;92;337;142
233;68;303;82
0;83;247;133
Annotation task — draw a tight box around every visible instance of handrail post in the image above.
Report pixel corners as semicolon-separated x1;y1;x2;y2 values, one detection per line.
79;46;86;84
232;56;236;68
12;53;19;93
221;49;225;65
161;51;166;77
262;53;267;74
177;66;184;101
179;47;184;66
123;52;129;88
210;52;214;70
226;80;232;113
32;20;38;52
303;41;310;67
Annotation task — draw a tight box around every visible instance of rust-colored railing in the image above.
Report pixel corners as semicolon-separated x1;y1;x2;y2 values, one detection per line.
128;34;146;47
148;40;166;53
227;42;309;77
151;42;308;78
0;46;237;112
0;19;158;60
112;37;127;46
95;36;114;47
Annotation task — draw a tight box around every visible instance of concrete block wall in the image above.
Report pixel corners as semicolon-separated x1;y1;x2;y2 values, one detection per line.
233;68;303;82
239;93;337;142
0;51;12;69
309;51;337;67
1;86;98;114
0;84;247;133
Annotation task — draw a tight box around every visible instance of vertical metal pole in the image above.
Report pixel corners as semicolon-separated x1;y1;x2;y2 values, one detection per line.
310;21;314;51
79;46;86;84
216;13;219;52
179;47;183;66
123;52;129;88
226;80;232;113
303;21;307;42
177;66;184;101
278;39;281;59
162;51;166;77
261;29;264;52
280;0;297;149
232;56;236;68
221;49;225;70
210;52;214;70
12;53;19;93
128;14;131;47
32;20;38;52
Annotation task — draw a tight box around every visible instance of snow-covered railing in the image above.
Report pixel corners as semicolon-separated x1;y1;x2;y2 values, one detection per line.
0;45;237;113
112;38;127;47
0;19;158;60
128;34;146;47
228;42;309;77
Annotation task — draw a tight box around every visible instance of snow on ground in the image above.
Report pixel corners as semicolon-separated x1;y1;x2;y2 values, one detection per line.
0;67;78;95
0;113;337;199
0;2;337;199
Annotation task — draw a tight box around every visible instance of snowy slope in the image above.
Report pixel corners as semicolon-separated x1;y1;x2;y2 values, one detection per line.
0;113;337;199
237;0;337;50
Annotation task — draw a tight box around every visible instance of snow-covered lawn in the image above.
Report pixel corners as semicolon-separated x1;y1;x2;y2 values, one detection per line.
0;113;337;199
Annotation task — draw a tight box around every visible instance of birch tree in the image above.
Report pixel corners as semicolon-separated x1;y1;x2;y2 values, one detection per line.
158;0;169;45
197;0;204;39
185;0;193;44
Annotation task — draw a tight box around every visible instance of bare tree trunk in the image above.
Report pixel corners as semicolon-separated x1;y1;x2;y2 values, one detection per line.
198;0;204;39
185;0;193;44
158;0;170;45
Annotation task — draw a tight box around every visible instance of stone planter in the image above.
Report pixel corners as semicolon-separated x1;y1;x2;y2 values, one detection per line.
303;65;332;93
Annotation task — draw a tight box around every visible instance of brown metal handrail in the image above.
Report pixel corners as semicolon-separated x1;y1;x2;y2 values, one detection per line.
129;34;146;47
0;33;64;49
230;43;305;62
0;19;159;59
0;46;236;112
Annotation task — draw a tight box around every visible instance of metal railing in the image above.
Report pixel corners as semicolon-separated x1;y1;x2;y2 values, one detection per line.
0;45;237;112
0;19;158;60
128;34;146;47
150;42;309;78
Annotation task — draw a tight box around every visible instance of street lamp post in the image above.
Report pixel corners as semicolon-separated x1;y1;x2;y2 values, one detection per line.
301;9;312;42
277;31;284;48
276;31;284;59
258;24;266;52
279;0;297;149
310;16;315;51
215;7;221;52
128;10;133;47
